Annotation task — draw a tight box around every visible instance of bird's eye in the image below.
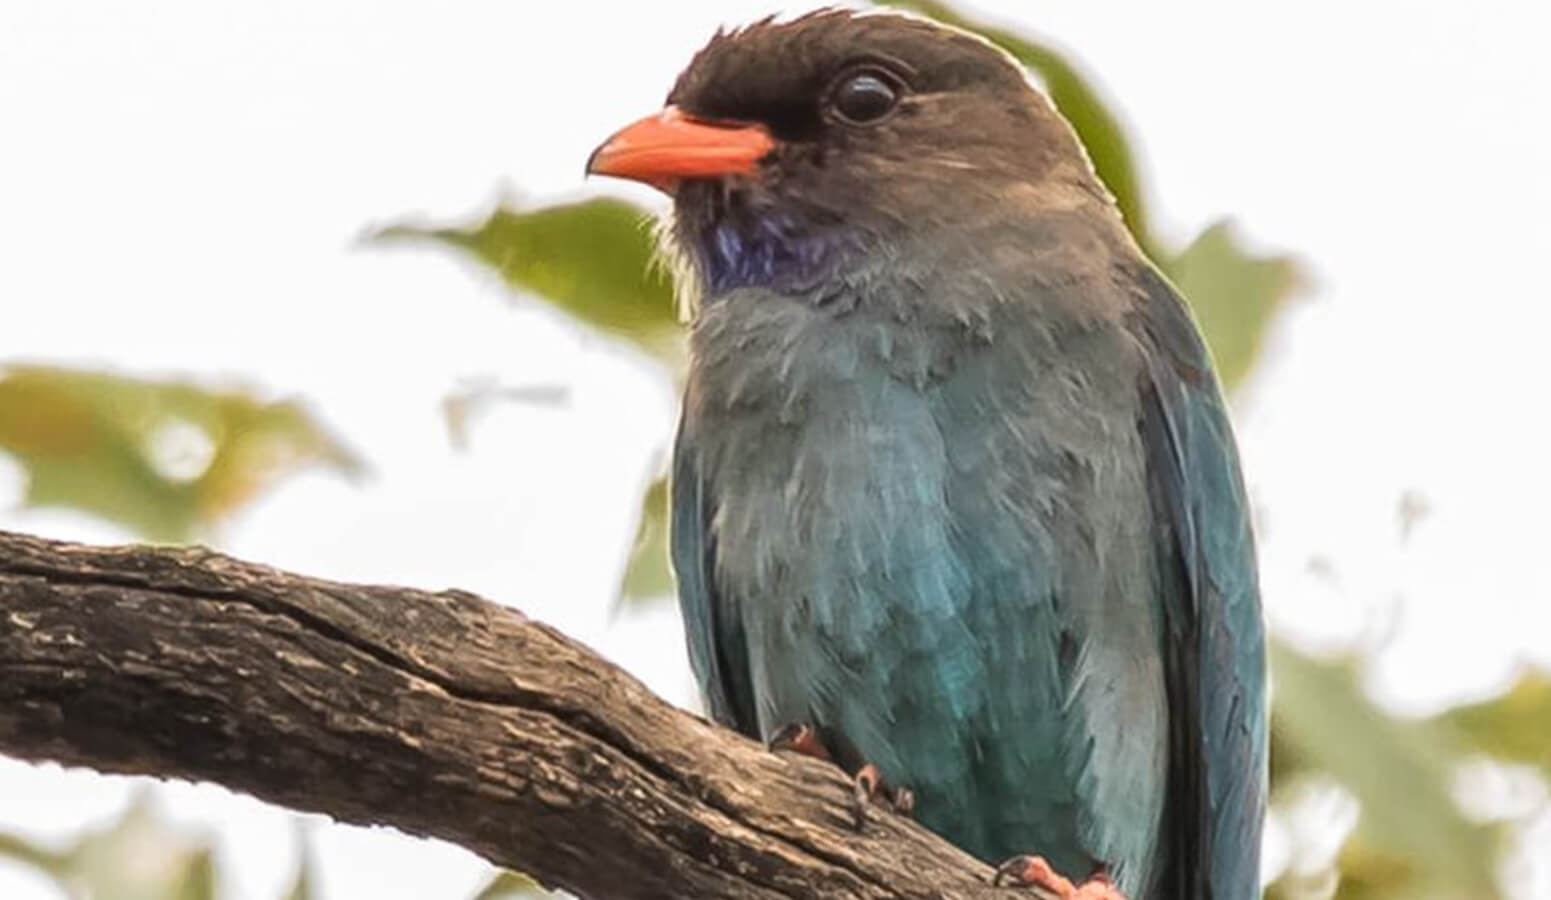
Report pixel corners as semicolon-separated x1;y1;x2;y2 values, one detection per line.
828;69;902;125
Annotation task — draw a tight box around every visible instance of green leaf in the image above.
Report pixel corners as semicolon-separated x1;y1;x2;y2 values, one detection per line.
170;850;216;900
372;199;683;363
1438;669;1551;779
470;870;546;899
885;0;1158;257
1161;221;1302;392
1332;842;1471;900
1271;643;1498;898
0;830;67;876
48;792;218;900
0;365;362;542
280;827;316;900
617;476;673;608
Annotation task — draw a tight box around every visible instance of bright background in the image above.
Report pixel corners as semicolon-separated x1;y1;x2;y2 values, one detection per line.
2;1;1549;898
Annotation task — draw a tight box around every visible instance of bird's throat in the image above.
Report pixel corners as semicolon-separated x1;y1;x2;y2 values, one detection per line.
688;202;862;296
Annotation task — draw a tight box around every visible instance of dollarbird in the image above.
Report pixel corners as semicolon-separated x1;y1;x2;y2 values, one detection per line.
587;10;1267;900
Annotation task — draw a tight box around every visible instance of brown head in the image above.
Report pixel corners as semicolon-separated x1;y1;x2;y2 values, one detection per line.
588;10;1110;297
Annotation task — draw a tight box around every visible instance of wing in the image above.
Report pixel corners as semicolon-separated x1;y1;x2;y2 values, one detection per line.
1129;265;1269;900
670;418;760;736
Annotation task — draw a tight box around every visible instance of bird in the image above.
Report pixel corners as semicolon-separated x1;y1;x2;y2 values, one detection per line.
586;10;1267;900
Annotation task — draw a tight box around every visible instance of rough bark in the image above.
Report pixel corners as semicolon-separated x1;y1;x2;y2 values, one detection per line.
0;530;1015;900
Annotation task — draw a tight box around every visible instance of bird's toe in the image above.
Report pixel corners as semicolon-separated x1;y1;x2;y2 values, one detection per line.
991;856;1126;899
767;724;912;831
767;722;833;762
850;763;914;831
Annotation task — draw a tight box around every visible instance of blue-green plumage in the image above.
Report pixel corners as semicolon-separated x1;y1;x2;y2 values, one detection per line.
640;11;1267;900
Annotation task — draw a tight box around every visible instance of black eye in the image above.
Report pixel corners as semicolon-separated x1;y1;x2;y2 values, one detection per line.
829;69;901;125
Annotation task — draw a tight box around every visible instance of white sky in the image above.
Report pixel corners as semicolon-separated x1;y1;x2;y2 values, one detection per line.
2;1;1549;897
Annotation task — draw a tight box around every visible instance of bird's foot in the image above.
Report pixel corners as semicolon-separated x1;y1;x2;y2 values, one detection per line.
991;857;1126;899
767;722;833;762
767;722;914;831
852;762;915;830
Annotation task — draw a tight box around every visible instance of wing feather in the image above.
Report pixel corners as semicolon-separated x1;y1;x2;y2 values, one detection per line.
671;420;760;735
1131;265;1269;900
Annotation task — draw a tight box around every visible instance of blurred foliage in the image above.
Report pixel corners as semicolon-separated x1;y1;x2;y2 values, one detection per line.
0;365;361;541
278;825;322;900
469;871;543;900
619;475;673;605
0;788;530;900
1170;222;1303;391
1443;671;1551;779
1272;644;1497;897
0;368;358;894
372;199;684;364
0;792;217;900
373;203;687;614
4;2;1546;899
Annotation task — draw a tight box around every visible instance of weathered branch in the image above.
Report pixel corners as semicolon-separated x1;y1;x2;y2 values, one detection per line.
0;530;1003;899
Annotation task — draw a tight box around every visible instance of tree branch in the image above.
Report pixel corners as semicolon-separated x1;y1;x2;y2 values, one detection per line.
0;530;1003;899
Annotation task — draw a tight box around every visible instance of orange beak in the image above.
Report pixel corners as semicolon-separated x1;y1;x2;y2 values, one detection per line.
586;106;775;193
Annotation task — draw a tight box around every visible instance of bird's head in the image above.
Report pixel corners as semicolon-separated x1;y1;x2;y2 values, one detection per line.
587;9;1109;300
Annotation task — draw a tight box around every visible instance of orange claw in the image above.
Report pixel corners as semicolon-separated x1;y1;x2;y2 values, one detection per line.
767;723;834;762
853;762;915;829
991;856;1127;899
768;724;915;831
